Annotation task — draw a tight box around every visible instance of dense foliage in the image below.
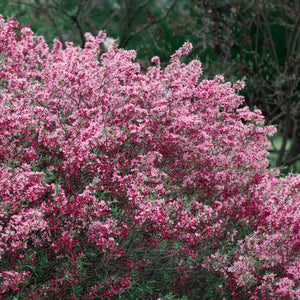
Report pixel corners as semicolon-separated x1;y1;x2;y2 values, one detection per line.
1;0;299;172
0;16;299;299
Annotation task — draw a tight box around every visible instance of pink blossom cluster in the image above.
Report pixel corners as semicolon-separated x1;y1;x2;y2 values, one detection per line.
0;15;299;298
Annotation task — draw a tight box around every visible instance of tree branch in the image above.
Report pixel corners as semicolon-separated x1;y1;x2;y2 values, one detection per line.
120;0;179;48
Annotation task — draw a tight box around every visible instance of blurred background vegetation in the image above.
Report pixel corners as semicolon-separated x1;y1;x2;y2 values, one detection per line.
1;0;299;174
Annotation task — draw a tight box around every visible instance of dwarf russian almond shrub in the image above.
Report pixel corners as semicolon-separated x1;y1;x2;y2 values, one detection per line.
0;15;299;299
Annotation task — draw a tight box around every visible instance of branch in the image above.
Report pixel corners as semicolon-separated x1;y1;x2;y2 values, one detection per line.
285;154;300;165
261;11;280;73
129;0;153;28
276;98;291;167
99;10;120;31
52;0;85;47
45;0;64;43
12;0;39;9
120;0;179;47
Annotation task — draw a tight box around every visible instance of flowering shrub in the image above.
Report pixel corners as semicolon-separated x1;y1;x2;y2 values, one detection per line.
0;15;299;299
